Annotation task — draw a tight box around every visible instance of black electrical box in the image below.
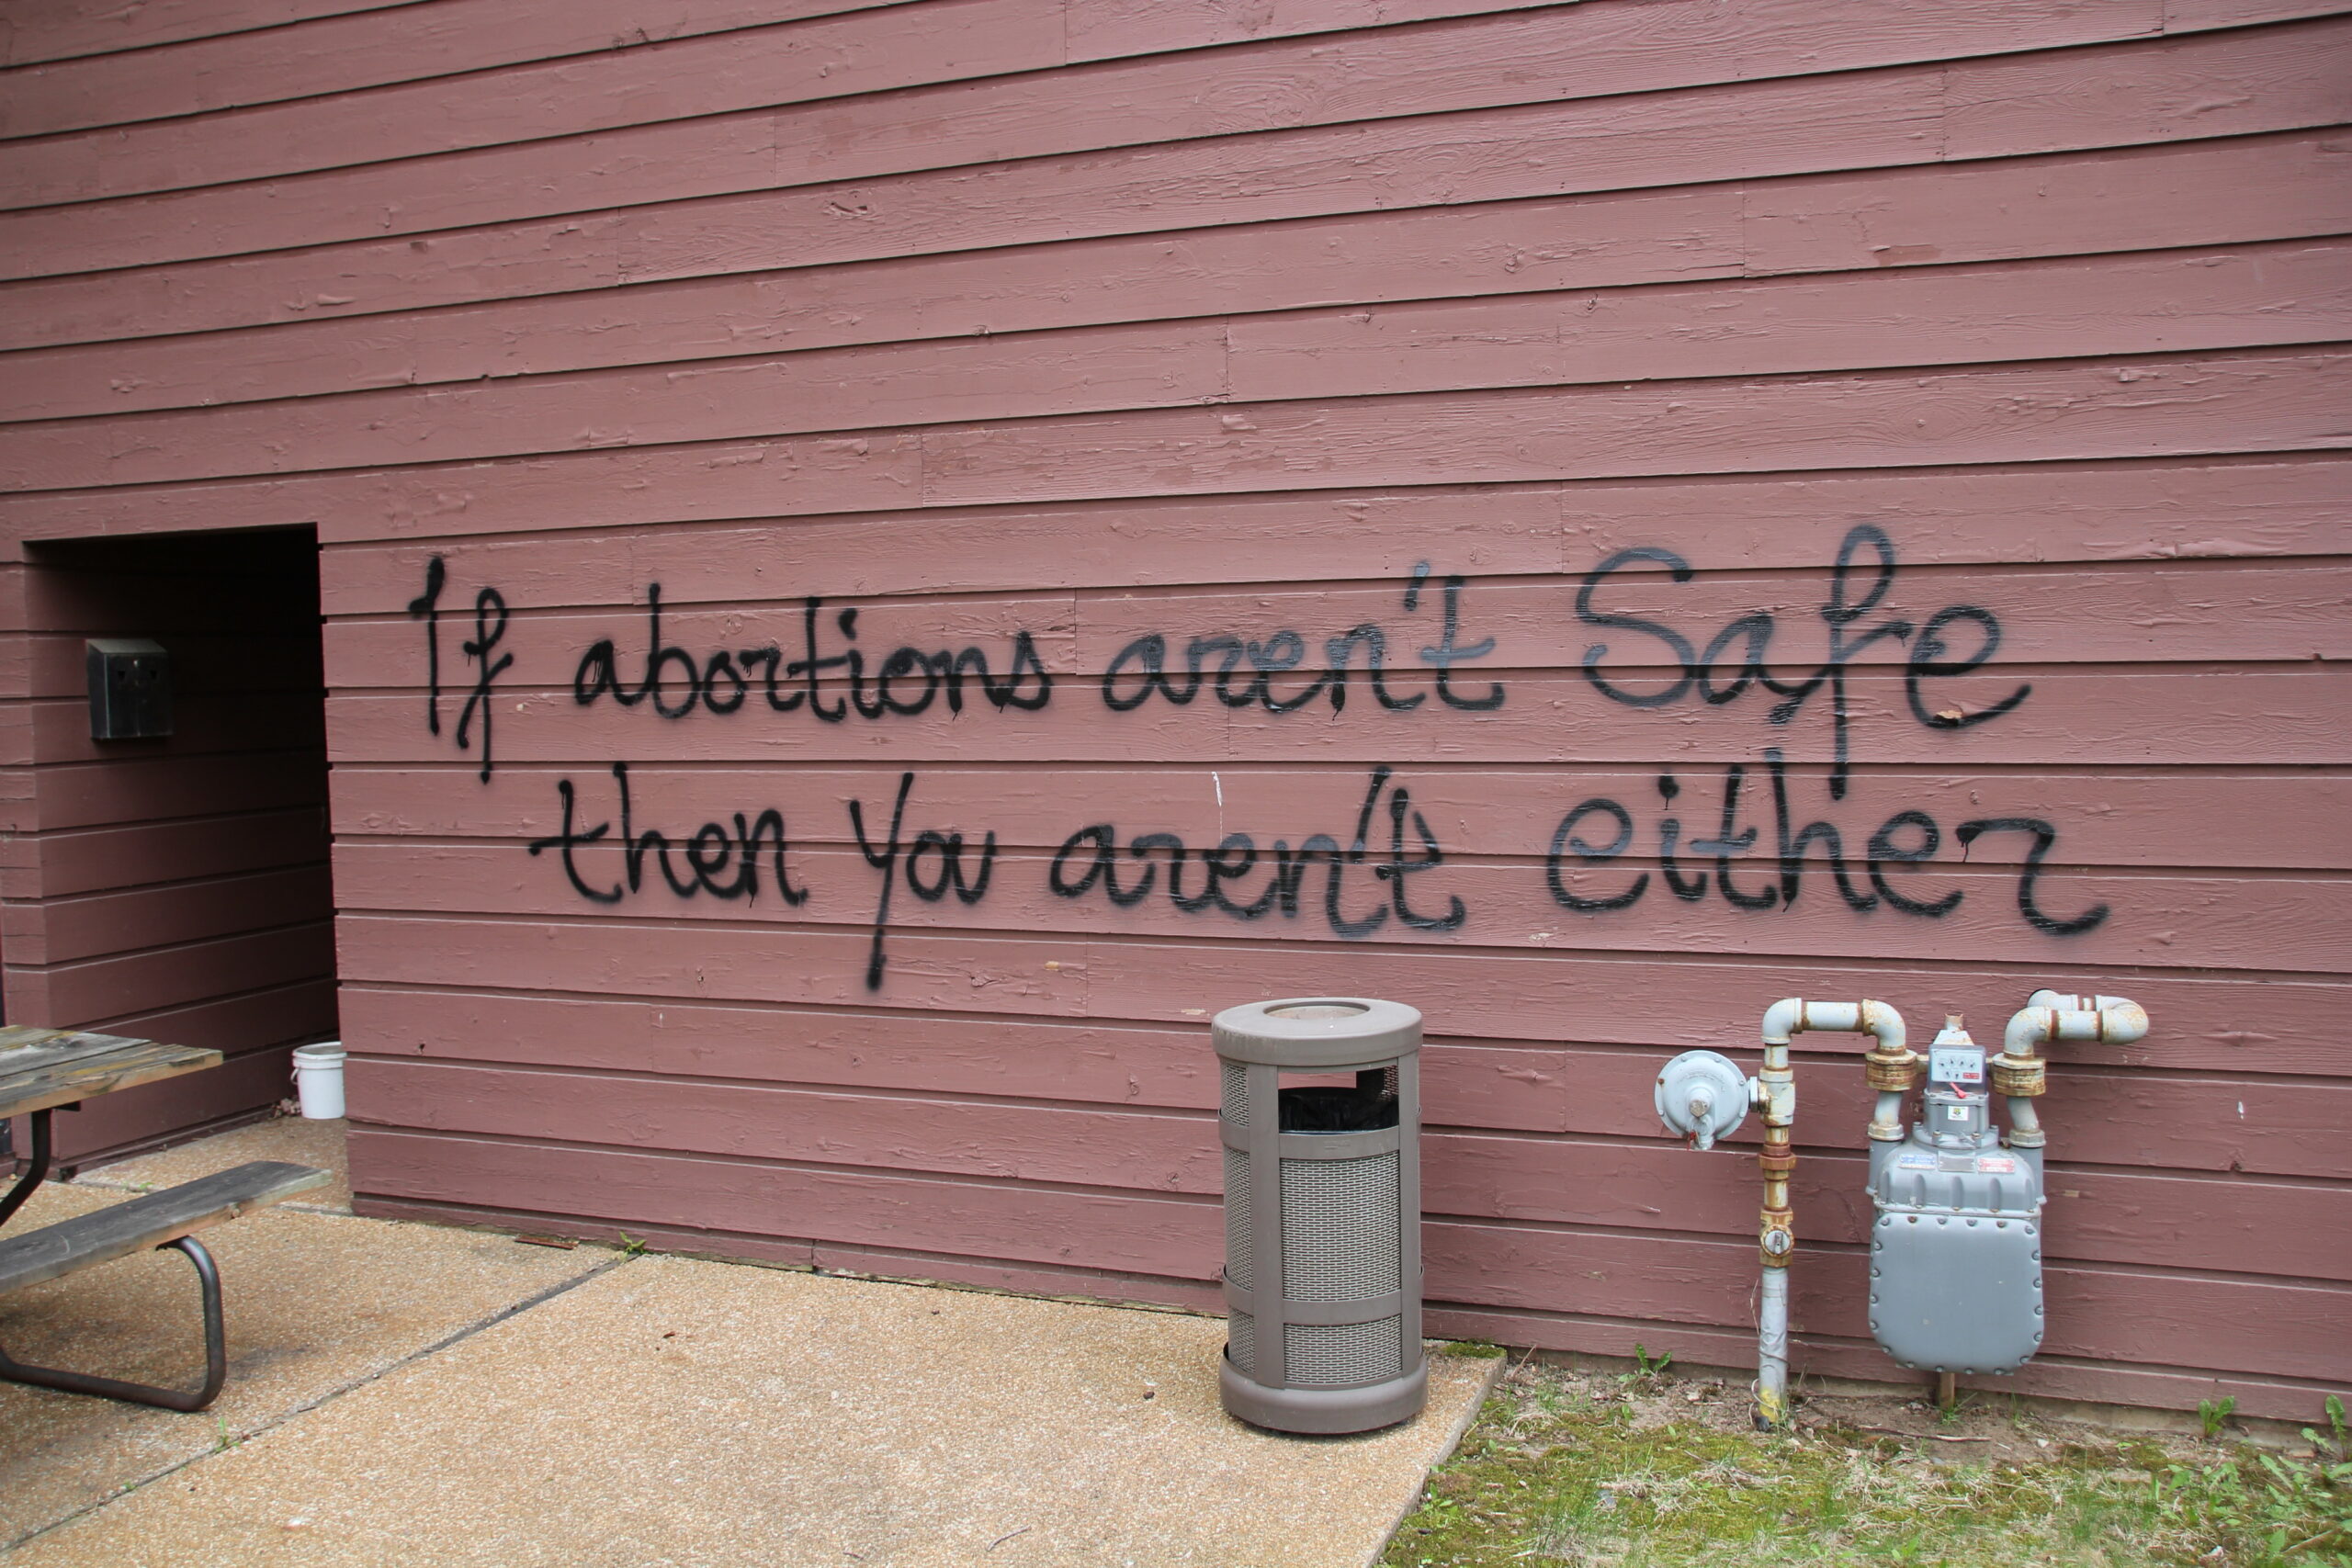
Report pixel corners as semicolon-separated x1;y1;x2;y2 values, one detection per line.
86;638;173;739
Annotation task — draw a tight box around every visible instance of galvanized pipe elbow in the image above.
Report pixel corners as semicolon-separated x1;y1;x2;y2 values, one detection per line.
1856;998;1907;1055
2003;1006;2061;1059
1759;996;1805;1046
2091;998;2148;1043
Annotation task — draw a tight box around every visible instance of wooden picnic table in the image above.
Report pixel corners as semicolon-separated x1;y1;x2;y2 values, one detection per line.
0;1024;223;1229
0;1024;221;1116
0;1023;322;1411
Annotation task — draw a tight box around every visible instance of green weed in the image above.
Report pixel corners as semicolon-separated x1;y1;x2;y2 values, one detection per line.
2304;1395;2347;1462
2145;1446;2352;1567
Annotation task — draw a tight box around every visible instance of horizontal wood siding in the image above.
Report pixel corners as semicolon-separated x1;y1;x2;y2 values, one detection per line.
0;0;2344;1416
0;532;336;1166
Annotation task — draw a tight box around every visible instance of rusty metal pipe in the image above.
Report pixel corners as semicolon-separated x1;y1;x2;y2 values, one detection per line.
2027;989;2142;1019
1747;998;1910;1430
1997;992;2145;1149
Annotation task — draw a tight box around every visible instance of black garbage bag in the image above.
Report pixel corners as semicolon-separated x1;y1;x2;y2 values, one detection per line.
1277;1084;1399;1132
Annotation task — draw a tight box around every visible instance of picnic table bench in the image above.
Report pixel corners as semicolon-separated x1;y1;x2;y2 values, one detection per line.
0;1025;328;1411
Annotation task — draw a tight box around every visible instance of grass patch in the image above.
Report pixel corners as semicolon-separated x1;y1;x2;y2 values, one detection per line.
1381;1361;2350;1567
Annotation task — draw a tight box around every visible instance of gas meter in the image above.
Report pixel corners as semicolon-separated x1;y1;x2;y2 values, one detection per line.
1867;1017;2043;1377
1653;990;2149;1427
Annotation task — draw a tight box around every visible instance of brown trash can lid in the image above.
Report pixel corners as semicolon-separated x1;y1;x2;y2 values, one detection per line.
1210;997;1421;1067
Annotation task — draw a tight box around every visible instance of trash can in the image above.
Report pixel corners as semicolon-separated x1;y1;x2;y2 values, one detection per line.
1213;997;1427;1434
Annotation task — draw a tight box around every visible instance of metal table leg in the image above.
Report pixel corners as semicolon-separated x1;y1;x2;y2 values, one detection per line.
0;1109;53;1230
0;1235;230;1412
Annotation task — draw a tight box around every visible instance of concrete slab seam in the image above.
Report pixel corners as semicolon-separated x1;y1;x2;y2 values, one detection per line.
1;1248;637;1555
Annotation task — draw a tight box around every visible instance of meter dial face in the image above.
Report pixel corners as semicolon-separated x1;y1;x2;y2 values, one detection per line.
1929;1046;1985;1085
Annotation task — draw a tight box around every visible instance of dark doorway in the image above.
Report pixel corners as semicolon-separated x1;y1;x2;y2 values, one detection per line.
6;526;336;1171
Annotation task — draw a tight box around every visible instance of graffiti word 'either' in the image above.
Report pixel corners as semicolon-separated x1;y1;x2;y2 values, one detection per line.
1544;750;2107;936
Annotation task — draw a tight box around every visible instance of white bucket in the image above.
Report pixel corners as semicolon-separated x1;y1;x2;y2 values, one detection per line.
291;1041;347;1120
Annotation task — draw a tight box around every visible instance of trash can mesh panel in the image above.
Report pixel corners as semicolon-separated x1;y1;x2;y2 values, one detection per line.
1281;1152;1401;1301
1222;1145;1252;1291
1227;1311;1255;1375
1284;1316;1403;1387
1221;1061;1250;1127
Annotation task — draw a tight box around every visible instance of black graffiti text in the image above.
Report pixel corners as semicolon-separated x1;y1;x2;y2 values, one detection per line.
1046;766;1465;939
409;556;507;783
1576;525;2030;798
573;587;1052;723
1102;564;1504;716
407;554;447;737
454;586;511;784
526;761;808;908
848;772;999;991
1544;751;2105;935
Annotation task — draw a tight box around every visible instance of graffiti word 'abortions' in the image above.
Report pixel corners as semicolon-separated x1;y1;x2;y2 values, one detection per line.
1543;750;2107;936
1102;565;1504;716
1577;525;2029;797
573;587;1052;723
1048;766;1465;940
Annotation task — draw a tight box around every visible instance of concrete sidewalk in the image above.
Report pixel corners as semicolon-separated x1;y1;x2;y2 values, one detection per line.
2;1121;1497;1566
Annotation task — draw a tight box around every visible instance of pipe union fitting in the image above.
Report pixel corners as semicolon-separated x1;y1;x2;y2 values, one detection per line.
1990;1054;2047;1097
1864;1049;1921;1091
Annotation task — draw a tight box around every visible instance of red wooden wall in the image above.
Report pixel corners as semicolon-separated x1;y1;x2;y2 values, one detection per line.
0;0;2346;1418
